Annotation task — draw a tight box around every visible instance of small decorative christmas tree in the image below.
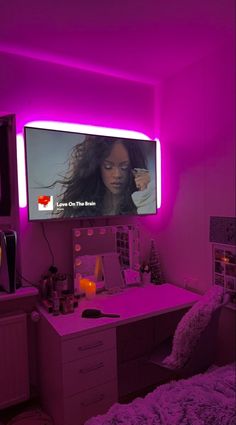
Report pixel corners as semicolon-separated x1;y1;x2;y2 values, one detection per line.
149;239;164;284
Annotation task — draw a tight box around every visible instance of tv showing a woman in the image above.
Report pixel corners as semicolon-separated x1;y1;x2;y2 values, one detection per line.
53;135;156;217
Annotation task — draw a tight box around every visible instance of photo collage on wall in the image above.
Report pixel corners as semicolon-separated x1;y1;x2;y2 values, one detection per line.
213;243;236;309
116;225;140;270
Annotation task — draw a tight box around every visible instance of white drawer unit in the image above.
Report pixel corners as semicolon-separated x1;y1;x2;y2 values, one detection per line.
64;380;117;425
62;328;116;363
63;348;117;397
38;312;118;425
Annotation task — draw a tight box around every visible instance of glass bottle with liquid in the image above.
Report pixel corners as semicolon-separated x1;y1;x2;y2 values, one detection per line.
52;291;60;316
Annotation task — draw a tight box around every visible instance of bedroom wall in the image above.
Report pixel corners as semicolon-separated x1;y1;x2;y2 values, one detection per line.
1;42;234;295
150;41;235;293
0;51;156;283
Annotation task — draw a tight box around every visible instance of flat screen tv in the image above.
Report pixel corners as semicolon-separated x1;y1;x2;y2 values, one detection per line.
24;126;157;221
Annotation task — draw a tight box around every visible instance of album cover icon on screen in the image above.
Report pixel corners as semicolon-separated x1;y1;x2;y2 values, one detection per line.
38;195;54;211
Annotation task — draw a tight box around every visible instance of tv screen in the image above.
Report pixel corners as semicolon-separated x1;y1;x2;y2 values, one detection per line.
24;126;157;221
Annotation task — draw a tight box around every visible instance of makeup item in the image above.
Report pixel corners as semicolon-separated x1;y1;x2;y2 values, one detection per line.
61;290;74;314
52;291;60;316
46;276;54;299
42;299;53;313
81;309;120;319
55;273;68;297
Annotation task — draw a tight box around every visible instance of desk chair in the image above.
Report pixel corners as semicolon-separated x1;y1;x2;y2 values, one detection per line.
149;291;229;379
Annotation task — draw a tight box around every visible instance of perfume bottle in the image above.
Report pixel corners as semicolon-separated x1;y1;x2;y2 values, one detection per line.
61;290;74;314
52;291;60;316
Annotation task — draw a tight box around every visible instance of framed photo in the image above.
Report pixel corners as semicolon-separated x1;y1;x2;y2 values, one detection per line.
225;276;236;291
225;263;236;278
215;261;224;274
214;274;224;287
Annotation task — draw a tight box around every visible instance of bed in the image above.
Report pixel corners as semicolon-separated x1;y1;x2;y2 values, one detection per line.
85;363;236;425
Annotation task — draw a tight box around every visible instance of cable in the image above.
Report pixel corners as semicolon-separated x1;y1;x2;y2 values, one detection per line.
40;222;55;267
16;270;37;287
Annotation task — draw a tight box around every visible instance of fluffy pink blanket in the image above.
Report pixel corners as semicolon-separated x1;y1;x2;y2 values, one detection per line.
85;363;236;425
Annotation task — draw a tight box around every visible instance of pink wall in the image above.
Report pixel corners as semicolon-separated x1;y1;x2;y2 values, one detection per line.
1;41;235;292
0;51;155;283
0;52;155;133
151;41;235;292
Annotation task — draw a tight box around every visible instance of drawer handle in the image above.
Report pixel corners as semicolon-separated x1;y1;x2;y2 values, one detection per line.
81;393;104;407
79;361;104;374
78;340;104;351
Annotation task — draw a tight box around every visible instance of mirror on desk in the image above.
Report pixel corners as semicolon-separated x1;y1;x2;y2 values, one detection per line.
75;253;124;294
76;254;102;282
101;252;125;292
73;225;140;295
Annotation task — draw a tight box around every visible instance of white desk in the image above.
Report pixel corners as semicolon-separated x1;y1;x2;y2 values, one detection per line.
37;283;200;425
38;283;200;338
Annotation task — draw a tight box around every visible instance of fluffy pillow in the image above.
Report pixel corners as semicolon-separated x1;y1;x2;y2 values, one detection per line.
163;285;224;369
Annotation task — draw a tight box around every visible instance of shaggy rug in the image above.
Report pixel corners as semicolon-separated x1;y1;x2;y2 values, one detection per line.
85;363;236;425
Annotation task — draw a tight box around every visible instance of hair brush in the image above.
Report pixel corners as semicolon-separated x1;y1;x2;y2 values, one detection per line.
81;309;120;318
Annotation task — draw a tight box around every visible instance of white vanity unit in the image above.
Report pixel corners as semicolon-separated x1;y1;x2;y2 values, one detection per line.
38;318;117;425
37;283;200;425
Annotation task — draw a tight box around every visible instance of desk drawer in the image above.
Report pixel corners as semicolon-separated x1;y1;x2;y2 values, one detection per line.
62;328;116;363
63;348;117;396
64;380;117;425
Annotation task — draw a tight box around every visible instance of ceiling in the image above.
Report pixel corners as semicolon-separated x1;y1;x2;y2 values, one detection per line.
0;0;234;84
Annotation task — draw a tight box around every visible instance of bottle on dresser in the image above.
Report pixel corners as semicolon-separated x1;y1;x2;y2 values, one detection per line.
61;290;74;314
52;290;60;316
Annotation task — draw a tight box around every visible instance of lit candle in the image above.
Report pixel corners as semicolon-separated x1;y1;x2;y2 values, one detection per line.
79;278;90;294
85;281;96;300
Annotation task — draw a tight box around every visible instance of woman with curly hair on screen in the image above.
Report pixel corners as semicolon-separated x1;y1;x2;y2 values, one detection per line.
54;135;156;217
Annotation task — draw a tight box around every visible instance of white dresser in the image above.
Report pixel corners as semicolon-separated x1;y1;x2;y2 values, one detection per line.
38;313;117;425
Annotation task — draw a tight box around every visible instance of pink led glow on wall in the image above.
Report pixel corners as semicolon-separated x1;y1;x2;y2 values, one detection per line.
16;133;27;208
155;138;161;209
17;121;161;209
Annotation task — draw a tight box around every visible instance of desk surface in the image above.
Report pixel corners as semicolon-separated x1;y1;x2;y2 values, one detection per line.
38;283;201;340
